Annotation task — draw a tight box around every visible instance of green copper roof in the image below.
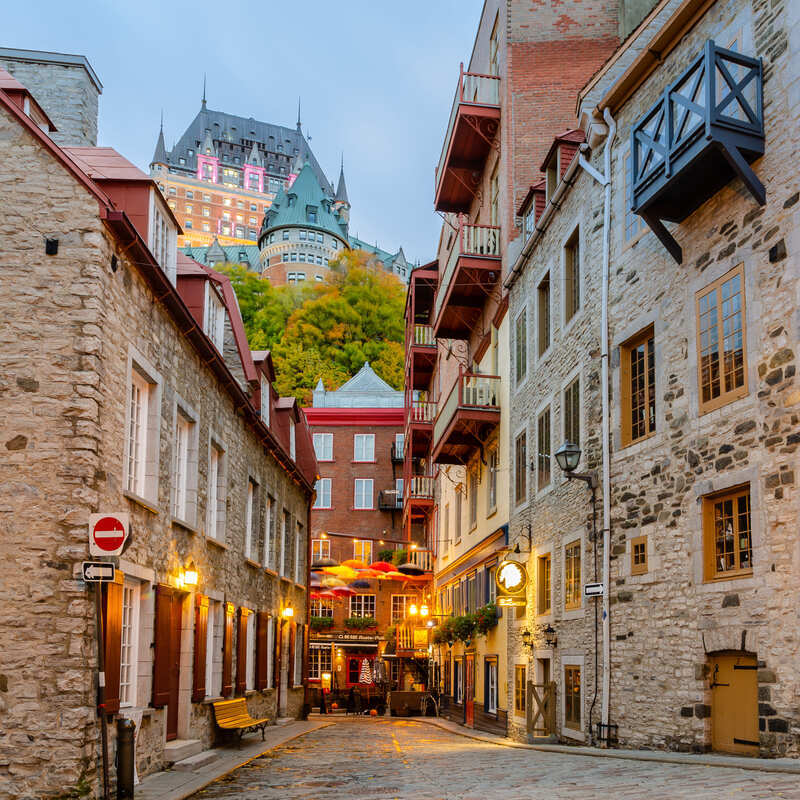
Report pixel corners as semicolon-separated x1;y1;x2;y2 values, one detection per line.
181;241;261;271
259;163;348;244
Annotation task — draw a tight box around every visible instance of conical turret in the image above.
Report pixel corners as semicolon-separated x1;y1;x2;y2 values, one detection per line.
151;115;168;167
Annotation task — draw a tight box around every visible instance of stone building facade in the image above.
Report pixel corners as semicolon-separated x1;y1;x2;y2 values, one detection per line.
0;46;102;147
0;71;316;798
503;0;799;759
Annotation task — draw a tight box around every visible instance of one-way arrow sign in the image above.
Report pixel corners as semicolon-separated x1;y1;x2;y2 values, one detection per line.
82;561;116;582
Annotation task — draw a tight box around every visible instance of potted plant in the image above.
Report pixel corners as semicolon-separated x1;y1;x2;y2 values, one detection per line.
393;548;408;566
344;616;378;629
453;613;478;645
310;616;335;631
475;603;499;635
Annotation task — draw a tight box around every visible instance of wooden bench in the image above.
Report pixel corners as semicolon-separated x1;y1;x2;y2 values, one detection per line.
212;698;269;747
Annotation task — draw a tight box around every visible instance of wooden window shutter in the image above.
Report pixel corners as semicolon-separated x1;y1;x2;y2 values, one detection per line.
192;594;209;702
302;623;309;687
256;612;269;690
102;572;124;715
483;660;490;712
287;622;296;688
235;608;249;695
152;585;173;708
222;602;234;698
273;619;282;689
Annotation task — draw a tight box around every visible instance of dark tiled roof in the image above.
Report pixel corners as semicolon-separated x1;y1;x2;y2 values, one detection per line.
161;104;331;192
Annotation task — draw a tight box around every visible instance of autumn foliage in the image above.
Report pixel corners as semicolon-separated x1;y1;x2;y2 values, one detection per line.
219;250;405;405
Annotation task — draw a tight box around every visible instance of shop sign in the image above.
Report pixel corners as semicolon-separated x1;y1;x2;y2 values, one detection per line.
495;559;528;608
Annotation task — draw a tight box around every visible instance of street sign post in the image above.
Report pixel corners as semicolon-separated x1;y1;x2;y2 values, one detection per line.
82;561;116;582
584;582;603;597
89;513;130;557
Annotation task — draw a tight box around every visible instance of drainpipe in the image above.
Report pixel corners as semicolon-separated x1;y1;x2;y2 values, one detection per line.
577;107;616;741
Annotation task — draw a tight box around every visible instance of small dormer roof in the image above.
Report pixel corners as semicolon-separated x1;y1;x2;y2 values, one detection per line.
540;129;585;172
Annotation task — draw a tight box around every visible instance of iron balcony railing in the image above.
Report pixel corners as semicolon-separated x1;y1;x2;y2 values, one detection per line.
434;217;501;321
433;370;501;446
436;64;501;191
378;490;403;511
390;442;404;462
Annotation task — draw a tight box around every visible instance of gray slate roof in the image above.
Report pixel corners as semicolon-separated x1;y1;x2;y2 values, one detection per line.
181;240;261;272
312;362;403;408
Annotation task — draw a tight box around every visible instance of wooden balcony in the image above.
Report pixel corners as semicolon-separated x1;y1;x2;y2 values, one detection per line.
432;371;500;465
631;40;764;263
408;548;434;573
396;621;430;657
406;399;436;457
433;219;501;340
404;474;436;510
406;324;437;390
435;65;501;213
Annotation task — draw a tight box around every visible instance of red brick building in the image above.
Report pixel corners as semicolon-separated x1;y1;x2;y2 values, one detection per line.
303;364;433;701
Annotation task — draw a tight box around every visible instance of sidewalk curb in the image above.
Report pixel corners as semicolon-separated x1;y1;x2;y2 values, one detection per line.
138;721;334;800
412;717;800;775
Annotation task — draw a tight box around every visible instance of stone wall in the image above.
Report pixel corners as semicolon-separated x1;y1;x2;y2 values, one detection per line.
604;0;799;757
0;50;100;147
0;103;309;799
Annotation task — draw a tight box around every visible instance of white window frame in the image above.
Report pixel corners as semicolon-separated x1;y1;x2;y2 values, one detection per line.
354;479;373;510
294;521;303;582
245;611;256;691
149;190;177;283
394;433;405;459
244;477;257;560
487;659;498;714
353;539;373;563
260;376;271;426
311;539;330;563
204;282;226;351
349;594;376;618
311;598;333;618
207;436;227;542
487;449;498;514
353;434;375;462
171;400;198;525
263;494;275;569
280;510;290;576
119;578;140;707
391;594;415;624
314;478;332;509
313;432;333;461
205;599;220;698
289;419;296;460
515;307;528;385
124;350;162;505
266;616;274;688
562;529;585;620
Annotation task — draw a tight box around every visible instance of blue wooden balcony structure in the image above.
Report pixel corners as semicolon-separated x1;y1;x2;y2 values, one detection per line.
630;40;764;263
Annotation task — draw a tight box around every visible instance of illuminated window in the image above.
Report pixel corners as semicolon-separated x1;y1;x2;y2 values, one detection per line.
703;485;752;581
537;553;551;615
631;535;648;576
564;541;581;610
564;665;581;729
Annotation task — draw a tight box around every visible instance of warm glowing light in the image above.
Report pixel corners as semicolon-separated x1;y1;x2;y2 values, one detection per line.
282;606;294;618
379;540;384;545
321;533;328;539
410;543;418;550
183;560;198;587
426;620;434;628
420;604;429;617
498;562;524;590
409;604;418;616
322;672;331;681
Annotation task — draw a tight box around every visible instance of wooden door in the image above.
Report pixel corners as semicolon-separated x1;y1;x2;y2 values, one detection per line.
711;652;758;755
465;654;475;727
527;681;556;737
153;586;183;741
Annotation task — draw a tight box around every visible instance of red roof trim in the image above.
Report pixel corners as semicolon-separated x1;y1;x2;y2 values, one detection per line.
303;408;404;427
540;129;586;172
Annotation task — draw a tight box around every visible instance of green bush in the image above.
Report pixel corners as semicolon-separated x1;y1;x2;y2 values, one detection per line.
378;549;395;563
344;616;377;629
393;548;408;566
310;616;335;631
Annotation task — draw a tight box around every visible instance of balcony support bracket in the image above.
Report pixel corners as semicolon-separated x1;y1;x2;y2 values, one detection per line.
462;114;500;153
640;211;683;264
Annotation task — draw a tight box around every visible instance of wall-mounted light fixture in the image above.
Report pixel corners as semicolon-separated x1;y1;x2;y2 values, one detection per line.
543;624;558;649
521;629;534;650
282;605;294;619
182;560;198;587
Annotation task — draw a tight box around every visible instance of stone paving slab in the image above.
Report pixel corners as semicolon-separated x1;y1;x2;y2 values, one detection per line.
135;720;331;800
413;716;800;775
189;718;800;799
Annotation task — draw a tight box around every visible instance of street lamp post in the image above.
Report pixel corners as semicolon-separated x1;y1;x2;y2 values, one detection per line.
555;441;600;744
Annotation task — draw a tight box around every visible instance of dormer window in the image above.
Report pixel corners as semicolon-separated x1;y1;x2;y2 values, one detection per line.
289;418;296;460
287;194;297;208
188;149;194;157
523;201;535;239
178;157;186;166
204;283;225;351
148;191;177;284
261;376;270;425
307;206;318;224
546;154;558;201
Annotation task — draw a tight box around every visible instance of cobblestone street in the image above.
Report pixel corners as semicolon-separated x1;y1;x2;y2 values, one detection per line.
191;719;800;800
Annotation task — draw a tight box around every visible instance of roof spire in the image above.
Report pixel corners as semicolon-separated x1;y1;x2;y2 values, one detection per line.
334;156;349;206
296;96;301;131
202;73;207;109
151;113;168;167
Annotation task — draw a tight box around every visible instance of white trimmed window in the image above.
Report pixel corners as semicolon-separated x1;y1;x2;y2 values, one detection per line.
266;616;274;687
172;406;197;525
353;539;373;563
394;433;405;459
149;191;177;283
314;478;331;509
349;594;376;618
391;595;415;623
125;359;160;503
295;521;303;582
311;539;330;562
280;510;291;576
206;599;221;698
260;376;270;426
244;478;257;559
289;419;296;460
119;578;140;707
311;598;333;617
246;611;256;691
309;645;332;679
263;495;275;569
353;434;375;462
207;440;227;541
354;479;373;510
313;433;333;461
204;282;225;351
486;658;498;713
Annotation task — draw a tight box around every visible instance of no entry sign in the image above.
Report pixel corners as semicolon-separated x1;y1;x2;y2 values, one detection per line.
89;513;130;557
